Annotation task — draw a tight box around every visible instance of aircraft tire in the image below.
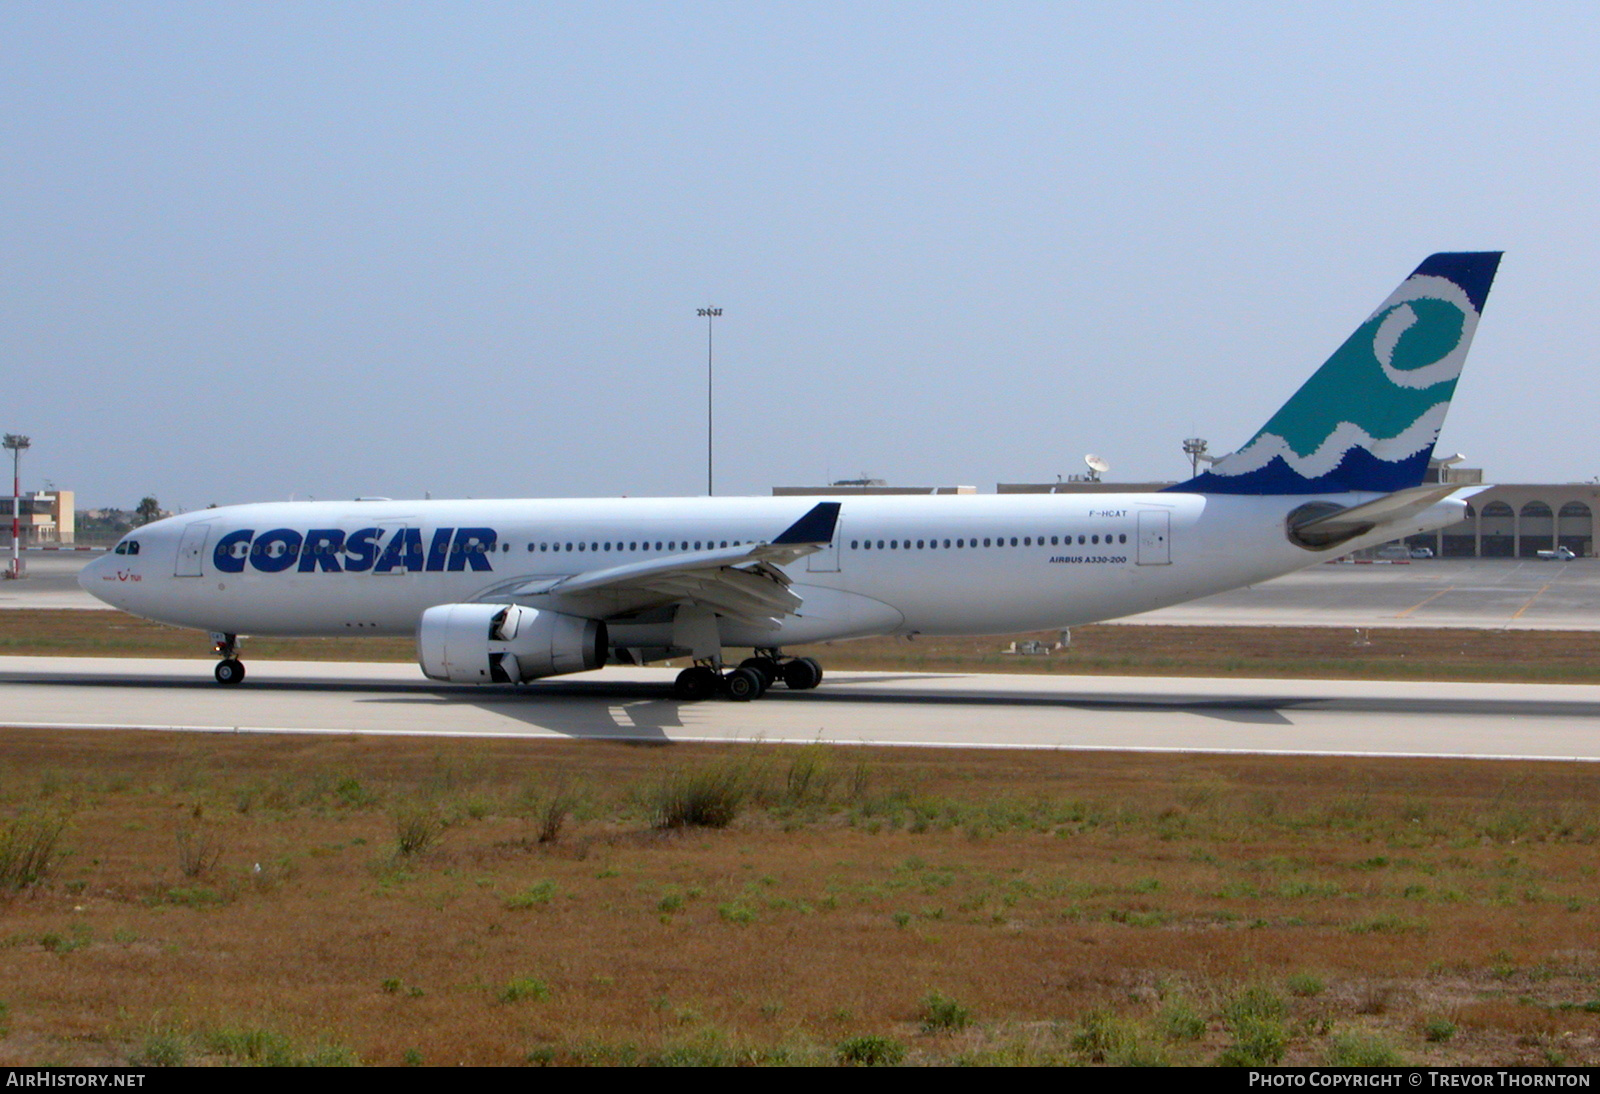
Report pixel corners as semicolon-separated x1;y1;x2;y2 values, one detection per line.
781;657;822;691
738;657;779;690
214;659;246;686
673;666;719;701
723;667;764;702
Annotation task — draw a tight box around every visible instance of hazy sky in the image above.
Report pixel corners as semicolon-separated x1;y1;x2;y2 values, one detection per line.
5;3;1598;511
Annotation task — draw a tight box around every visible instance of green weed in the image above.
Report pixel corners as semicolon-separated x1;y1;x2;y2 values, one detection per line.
505;880;559;910
1326;1031;1404;1066
1160;998;1206;1041
1287;972;1327;997
392;802;444;856
1422;1017;1458;1043
534;782;579;844
175;826;222;878
204;1025;358;1066
835;1034;906;1066
1217;986;1290;1066
0;810;65;888
651;760;760;829
918;990;972;1033
498;977;550;1004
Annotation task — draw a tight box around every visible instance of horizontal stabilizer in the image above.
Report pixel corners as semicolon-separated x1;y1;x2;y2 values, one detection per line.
1288;484;1483;548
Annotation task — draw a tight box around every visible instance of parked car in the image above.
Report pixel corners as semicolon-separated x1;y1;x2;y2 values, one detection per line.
1536;546;1577;561
1409;547;1434;559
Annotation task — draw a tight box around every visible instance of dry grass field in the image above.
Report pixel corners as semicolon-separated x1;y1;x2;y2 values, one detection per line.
3;610;1600;1066
1;731;1599;1066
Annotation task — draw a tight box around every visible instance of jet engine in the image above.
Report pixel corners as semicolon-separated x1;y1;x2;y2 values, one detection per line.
418;603;608;684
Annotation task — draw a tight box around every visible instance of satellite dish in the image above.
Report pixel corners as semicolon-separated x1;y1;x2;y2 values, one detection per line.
1085;454;1110;482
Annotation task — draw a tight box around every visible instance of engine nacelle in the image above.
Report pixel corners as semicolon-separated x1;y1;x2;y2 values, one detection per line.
417;603;608;684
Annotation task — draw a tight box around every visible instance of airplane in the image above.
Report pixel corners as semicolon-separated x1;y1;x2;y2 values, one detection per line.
80;252;1503;701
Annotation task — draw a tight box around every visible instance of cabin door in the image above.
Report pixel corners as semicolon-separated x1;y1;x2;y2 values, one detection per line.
1136;511;1171;566
174;523;211;577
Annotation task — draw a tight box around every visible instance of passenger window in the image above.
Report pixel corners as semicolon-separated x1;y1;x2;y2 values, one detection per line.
1024;537;1031;546
1092;535;1100;544
1010;537;1018;546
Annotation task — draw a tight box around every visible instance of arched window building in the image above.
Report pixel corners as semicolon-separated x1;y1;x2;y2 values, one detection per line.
1409;484;1598;558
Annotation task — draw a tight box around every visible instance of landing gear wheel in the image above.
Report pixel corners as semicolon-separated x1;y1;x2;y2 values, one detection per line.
673;665;720;701
781;657;822;691
738;657;780;690
722;666;765;702
214;659;246;686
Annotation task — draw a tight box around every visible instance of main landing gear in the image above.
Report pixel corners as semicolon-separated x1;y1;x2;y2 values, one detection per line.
672;650;824;702
211;632;246;686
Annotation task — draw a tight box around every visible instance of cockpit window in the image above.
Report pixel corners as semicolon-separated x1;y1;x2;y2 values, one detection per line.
113;540;141;556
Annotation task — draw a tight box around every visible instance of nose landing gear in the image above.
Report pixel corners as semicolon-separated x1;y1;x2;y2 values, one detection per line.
211;632;246;685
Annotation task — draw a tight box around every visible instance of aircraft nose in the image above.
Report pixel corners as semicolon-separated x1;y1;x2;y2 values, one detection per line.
78;552;117;602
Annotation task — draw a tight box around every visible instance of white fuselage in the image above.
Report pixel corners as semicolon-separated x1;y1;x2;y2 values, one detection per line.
79;490;1464;650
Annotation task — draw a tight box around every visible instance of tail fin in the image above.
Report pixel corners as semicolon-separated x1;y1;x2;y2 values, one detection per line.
1174;252;1502;495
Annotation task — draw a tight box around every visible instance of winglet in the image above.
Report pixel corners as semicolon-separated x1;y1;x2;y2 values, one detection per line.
773;502;841;545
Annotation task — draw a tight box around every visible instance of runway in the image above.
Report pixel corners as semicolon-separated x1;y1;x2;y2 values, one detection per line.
4;657;1599;761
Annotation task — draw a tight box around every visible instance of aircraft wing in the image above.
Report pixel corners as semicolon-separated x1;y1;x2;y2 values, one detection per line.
482;502;840;628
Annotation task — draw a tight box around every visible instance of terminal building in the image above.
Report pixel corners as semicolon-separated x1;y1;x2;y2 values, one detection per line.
0;490;75;546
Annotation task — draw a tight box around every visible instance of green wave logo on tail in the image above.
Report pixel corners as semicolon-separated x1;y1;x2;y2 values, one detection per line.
1175;252;1502;495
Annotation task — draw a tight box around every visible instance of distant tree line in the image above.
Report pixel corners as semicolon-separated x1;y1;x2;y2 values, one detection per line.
75;496;167;543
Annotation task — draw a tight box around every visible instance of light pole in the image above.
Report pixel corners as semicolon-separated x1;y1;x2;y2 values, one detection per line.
697;307;721;495
3;435;30;580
